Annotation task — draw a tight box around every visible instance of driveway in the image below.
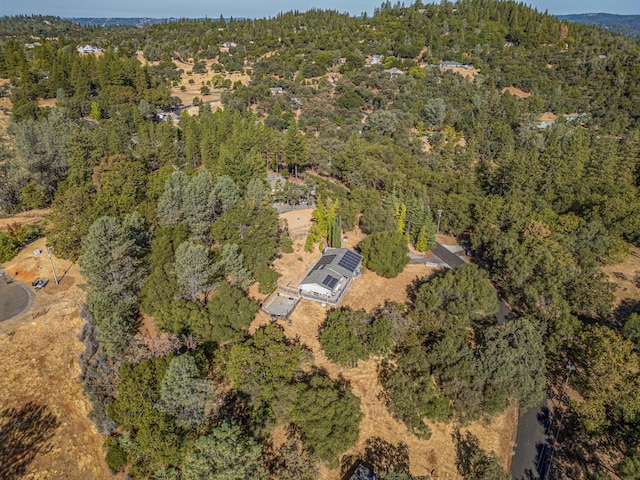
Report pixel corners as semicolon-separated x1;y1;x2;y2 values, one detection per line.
511;400;551;479
420;242;549;478
0;274;34;322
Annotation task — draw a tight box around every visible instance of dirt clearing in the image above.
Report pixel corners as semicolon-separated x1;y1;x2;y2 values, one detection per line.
440;65;480;80
501;86;532;99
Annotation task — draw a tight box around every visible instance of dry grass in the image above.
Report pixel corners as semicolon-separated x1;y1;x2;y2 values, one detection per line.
0;208;49;231
539;112;558;122
501;86;531;99
37;98;57;108
136;54;249;112
440;65;480;80
251;216;519;479
0;237;107;479
602;245;640;308
0;91;11;135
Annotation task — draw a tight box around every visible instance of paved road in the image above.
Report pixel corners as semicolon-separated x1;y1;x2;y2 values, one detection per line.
0;274;34;322
432;243;466;269
511;400;551;480
423;242;550;478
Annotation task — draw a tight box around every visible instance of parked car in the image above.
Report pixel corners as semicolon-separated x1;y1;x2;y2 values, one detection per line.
32;279;49;290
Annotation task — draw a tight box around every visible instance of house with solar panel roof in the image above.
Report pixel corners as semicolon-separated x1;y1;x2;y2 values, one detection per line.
298;248;363;305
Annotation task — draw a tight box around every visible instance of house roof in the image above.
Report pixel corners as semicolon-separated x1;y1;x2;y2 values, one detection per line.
343;461;378;480
299;248;363;290
385;67;404;76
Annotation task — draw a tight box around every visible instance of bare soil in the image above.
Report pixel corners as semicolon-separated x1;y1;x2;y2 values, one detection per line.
250;213;519;479
0;237;107;479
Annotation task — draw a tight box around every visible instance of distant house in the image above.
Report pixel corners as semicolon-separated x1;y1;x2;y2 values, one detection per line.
25;42;41;49
337;57;347;65
384;67;404;78
537;113;587;129
369;54;383;65
269;87;284;95
564;112;587;122
298;248;363;306
221;41;237;49
536;120;555;130
158;111;180;123
439;61;465;68
77;45;102;54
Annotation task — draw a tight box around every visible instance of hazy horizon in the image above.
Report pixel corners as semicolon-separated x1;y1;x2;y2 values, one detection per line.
1;1;638;20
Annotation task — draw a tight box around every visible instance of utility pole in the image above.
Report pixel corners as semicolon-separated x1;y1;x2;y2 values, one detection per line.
436;209;443;237
46;246;59;285
544;364;576;480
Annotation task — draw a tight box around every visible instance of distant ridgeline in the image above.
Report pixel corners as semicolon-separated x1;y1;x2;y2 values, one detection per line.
558;13;640;40
68;17;241;27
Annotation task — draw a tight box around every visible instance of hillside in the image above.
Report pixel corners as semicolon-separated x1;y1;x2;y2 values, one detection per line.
558;13;640;39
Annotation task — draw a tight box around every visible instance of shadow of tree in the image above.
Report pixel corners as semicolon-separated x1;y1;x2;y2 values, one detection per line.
613;298;640;325
340;437;410;479
453;430;509;479
0;402;60;480
363;436;410;473
454;430;477;477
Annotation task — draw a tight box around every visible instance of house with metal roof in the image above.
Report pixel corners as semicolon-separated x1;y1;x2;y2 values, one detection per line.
298;248;363;306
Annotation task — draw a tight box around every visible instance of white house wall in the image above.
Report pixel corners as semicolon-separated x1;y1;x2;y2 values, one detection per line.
299;283;332;297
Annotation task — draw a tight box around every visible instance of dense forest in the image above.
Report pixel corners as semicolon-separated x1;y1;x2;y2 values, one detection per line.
1;1;640;478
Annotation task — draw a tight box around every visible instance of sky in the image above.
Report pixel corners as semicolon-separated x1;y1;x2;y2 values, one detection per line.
0;0;638;19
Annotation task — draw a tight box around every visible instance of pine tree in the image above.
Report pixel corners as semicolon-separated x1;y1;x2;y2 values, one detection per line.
284;126;309;178
157;354;211;429
329;216;342;248
90;101;101;120
182;422;262;480
174;240;212;302
416;226;428;252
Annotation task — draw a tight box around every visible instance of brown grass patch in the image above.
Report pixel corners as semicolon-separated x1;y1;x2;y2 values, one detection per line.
0;208;49;231
501;86;531;99
602;246;640;308
0;236;107;479
0;91;11;135
37;98;57;108
539;112;558;122
440;65;480;79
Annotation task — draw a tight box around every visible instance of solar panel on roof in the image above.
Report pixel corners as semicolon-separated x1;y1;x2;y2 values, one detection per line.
311;254;337;271
322;275;339;289
338;250;362;273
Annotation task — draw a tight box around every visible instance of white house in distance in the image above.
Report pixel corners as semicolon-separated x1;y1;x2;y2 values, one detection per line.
298;248;363;305
77;45;102;54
